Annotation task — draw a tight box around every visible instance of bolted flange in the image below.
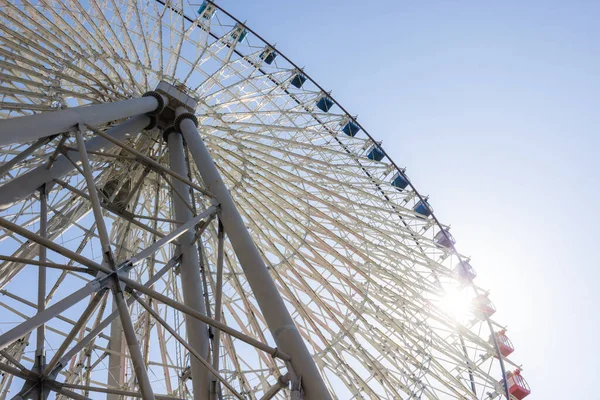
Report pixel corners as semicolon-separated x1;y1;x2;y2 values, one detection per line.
142;91;166;116
145;115;158;130
162;125;179;142
174;112;199;132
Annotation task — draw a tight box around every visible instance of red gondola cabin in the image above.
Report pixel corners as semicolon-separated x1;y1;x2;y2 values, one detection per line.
472;294;496;319
492;329;514;358
501;369;531;399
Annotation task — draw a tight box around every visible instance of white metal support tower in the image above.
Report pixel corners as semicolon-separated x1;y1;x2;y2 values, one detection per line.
0;1;528;399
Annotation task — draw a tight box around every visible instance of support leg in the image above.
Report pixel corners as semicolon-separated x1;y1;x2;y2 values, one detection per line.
166;129;210;398
35;185;48;369
210;220;225;400
176;111;331;399
74;126;155;400
32;184;48;399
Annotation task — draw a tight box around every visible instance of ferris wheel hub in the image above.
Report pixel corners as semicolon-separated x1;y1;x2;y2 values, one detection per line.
155;81;198;129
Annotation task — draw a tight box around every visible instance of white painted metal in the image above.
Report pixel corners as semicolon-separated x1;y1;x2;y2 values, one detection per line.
167;129;211;397
0;1;523;399
0;96;161;147
0;115;150;211
178;111;331;399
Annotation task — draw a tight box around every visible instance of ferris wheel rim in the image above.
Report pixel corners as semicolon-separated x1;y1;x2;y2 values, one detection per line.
0;1;522;398
174;3;512;388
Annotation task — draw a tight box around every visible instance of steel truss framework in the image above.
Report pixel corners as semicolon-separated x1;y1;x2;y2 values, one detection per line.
0;0;524;399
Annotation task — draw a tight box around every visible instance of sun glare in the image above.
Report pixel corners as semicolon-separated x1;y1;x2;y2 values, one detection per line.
440;285;472;322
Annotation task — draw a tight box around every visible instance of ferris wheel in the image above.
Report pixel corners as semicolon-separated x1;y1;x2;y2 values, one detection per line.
0;1;530;399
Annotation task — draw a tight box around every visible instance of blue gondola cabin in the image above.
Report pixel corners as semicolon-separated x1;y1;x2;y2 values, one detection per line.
197;1;216;19
391;172;409;190
316;96;334;112
260;48;277;64
232;27;247;43
342;120;360;137
290;73;307;88
367;144;384;161
413;199;432;217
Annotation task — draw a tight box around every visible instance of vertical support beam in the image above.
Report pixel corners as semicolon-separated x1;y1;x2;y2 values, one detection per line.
210;220;225;400
74;126;155;400
106;300;124;400
112;285;155;400
35;184;48;399
176;111;331;399
42;290;106;377
36;185;47;363
131;292;243;400
166;128;210;398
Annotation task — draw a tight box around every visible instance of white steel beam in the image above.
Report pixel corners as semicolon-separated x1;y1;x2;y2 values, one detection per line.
131;292;243;400
51;257;179;377
176;110;332;399
0;136;54;178
0;115;151;211
0;95;164;147
121;278;291;361
74;126;155;400
166;129;211;398
0;281;101;350
210;220;224;400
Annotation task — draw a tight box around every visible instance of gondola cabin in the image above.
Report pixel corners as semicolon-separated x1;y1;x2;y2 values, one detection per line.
232;26;247;43
413;199;432;218
434;229;455;248
454;260;477;282
316;95;334;112
501;370;531;399
290;73;307;88
342;120;360;136
472;294;496;319
260;48;277;64
367;144;384;161
391;172;409;190
494;329;515;358
197;1;216;19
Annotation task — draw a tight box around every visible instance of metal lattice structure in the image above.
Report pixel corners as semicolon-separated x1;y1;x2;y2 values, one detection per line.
0;1;527;399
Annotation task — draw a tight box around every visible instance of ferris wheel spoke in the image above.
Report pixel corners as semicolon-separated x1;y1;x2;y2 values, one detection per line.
218;166;448;394
3;1;124;100
86;0;144;94
0;2;524;398
211;142;444;272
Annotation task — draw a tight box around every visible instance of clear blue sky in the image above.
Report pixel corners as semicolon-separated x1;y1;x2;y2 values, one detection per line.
220;0;600;398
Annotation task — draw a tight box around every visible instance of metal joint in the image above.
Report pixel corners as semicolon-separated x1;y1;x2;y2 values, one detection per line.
142;91;166;116
174;112;199;131
162;125;178;142
145;115;158;130
271;347;280;359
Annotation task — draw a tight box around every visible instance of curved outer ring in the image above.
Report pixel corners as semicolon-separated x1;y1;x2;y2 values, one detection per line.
156;1;512;396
